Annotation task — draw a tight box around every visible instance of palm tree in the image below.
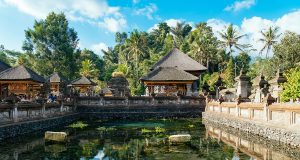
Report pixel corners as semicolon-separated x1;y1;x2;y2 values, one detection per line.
79;59;99;79
123;30;147;69
218;24;250;54
170;22;192;46
259;26;281;58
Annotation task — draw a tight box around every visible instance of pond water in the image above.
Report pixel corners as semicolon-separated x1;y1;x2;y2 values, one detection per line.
0;118;298;160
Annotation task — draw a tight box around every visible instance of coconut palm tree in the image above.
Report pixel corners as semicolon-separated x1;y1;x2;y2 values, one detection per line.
218;24;250;54
79;59;99;79
259;26;281;58
123;30;147;69
170;22;192;46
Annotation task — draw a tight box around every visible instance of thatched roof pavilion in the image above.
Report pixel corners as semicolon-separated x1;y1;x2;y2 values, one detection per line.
0;65;45;98
69;76;96;95
151;48;207;76
46;72;68;96
142;48;206;96
141;67;198;96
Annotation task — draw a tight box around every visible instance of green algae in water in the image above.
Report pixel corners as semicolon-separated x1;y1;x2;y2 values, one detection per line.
68;121;88;129
0;118;255;159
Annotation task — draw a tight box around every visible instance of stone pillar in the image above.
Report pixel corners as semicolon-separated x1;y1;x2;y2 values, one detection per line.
42;102;46;118
235;69;250;100
186;84;192;96
13;104;18;122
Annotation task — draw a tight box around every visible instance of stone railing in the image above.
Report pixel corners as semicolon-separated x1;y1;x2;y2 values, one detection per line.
205;101;300;126
0;101;75;124
77;95;205;107
204;101;300;146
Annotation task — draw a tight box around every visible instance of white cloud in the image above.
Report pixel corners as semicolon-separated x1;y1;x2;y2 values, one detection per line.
3;0;121;19
134;3;158;20
98;17;127;33
91;42;108;56
207;9;300;57
224;0;255;12
2;0;127;33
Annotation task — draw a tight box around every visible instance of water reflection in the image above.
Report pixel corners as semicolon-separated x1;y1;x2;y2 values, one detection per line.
0;119;298;159
205;124;300;160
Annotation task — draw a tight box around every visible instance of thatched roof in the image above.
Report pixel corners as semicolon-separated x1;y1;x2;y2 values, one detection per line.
71;76;96;86
0;65;45;83
0;61;10;72
151;48;207;71
47;72;67;83
141;67;198;81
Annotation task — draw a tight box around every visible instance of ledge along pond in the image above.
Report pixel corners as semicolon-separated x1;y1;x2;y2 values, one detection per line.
0;118;299;160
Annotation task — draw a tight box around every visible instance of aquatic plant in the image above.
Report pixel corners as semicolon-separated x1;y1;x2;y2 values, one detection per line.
96;127;106;131
96;126;117;132
106;127;117;131
155;126;166;133
141;128;153;133
188;124;195;128
68;121;88;129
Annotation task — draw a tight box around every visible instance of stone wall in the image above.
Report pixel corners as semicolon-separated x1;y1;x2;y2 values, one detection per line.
0;113;79;140
203;101;300;147
77;96;206;119
205;121;300;159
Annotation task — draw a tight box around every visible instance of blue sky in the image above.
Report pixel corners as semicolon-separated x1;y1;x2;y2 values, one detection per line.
1;0;300;57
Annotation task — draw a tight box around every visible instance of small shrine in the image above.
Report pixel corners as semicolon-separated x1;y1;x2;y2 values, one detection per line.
0;65;45;99
268;69;287;102
107;72;130;97
46;72;68;96
69;76;96;96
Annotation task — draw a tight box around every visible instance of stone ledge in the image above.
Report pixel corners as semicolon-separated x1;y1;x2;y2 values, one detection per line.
203;112;300;147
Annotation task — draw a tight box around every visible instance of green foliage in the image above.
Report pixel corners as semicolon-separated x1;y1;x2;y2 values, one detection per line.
79;59;99;80
247;58;277;80
235;52;251;73
23;12;79;79
280;67;300;102
273;31;300;70
223;58;235;87
69;121;88;129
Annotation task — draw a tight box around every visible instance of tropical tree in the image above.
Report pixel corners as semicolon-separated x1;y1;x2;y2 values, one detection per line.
259;26;281;58
273;31;300;70
218;24;250;54
123;30;148;69
280;66;300;102
23;12;79;79
170;22;192;46
79;59;99;80
222;58;235;87
188;22;218;70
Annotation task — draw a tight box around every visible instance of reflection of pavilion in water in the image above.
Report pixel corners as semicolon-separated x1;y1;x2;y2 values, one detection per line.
206;125;299;160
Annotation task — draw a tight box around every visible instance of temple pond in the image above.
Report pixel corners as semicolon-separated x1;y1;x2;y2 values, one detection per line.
0;118;298;159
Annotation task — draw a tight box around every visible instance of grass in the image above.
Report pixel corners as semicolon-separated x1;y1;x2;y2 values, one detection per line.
141;128;153;133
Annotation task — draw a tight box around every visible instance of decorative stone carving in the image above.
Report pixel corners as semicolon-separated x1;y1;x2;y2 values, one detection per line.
107;73;130;97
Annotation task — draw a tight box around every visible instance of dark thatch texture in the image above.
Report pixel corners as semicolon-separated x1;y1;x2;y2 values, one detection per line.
0;61;10;72
141;67;198;81
71;76;96;86
151;48;207;71
0;65;45;83
47;72;67;83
